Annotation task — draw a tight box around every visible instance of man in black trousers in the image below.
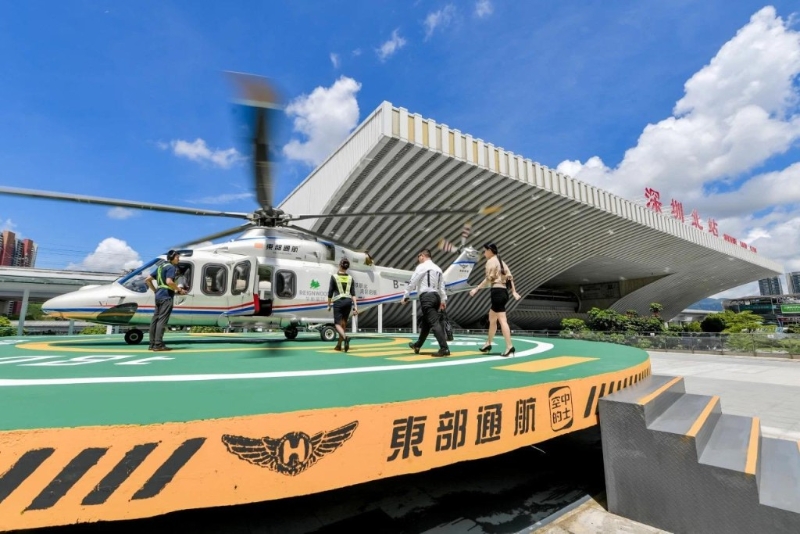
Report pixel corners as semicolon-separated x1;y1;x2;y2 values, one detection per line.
401;248;450;357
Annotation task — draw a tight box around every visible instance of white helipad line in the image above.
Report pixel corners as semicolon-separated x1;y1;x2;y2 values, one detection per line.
0;340;554;387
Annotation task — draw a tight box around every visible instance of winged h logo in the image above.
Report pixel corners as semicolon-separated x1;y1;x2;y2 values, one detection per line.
221;421;358;476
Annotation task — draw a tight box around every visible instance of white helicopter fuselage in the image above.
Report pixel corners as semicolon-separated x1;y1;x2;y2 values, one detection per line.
42;228;479;341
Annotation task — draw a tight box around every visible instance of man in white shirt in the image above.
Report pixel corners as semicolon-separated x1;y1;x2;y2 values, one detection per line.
401;248;450;357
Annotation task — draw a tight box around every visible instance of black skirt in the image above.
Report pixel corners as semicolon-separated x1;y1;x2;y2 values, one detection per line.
490;288;509;313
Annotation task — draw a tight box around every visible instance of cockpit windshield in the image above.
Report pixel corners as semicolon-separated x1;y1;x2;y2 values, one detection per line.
118;258;166;293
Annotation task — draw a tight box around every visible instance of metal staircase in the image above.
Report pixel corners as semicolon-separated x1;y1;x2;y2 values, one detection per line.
599;374;800;533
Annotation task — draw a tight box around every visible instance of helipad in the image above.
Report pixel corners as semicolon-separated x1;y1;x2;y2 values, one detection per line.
0;333;649;531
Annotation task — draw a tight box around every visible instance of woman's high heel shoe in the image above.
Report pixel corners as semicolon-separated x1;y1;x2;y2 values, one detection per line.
479;344;492;353
501;347;516;357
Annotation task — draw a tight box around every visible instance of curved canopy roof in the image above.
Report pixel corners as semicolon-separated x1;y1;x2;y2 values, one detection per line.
280;102;782;329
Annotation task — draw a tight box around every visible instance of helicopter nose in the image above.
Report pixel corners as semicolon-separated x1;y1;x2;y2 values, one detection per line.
42;292;95;320
42;294;69;319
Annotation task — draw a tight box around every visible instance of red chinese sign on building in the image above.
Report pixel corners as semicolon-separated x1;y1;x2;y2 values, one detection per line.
644;188;662;213
643;188;755;253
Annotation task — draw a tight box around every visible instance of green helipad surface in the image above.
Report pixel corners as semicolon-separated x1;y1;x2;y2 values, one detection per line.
0;333;649;431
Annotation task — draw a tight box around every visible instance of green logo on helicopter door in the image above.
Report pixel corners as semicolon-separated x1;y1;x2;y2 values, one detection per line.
310;279;320;289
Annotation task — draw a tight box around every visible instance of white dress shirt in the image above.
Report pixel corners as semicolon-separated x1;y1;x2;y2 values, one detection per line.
403;259;447;302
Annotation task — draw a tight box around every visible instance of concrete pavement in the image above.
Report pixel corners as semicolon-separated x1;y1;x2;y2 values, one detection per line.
649;350;800;440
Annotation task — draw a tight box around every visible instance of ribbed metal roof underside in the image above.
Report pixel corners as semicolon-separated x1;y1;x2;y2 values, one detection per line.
284;132;782;330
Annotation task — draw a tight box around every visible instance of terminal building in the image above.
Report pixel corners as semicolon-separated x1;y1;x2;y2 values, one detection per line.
280;101;784;330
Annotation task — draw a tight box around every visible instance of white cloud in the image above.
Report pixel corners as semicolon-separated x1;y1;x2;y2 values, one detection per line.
330;52;340;68
164;138;245;168
66;238;142;273
554;6;800;298
424;5;456;40
475;0;493;18
188;192;254;205
1;218;17;232
283;76;362;166
376;29;407;62
107;207;136;220
352;48;362;56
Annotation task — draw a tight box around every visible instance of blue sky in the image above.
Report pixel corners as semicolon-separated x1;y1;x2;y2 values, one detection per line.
1;1;799;299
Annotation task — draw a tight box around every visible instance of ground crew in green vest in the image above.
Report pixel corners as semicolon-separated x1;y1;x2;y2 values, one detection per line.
144;250;186;351
327;258;358;351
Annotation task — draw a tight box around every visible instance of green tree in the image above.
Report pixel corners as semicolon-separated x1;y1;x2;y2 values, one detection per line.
190;326;224;333
26;303;45;320
701;313;726;332
720;310;763;333
649;302;664;316
685;321;702;332
80;325;108;335
586;307;629;332
628;316;665;334
0;316;14;337
560;318;588;332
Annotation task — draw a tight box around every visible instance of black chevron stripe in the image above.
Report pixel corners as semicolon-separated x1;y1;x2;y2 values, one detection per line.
26;448;108;511
82;443;159;506
0;448;55;505
132;438;206;500
583;385;597;418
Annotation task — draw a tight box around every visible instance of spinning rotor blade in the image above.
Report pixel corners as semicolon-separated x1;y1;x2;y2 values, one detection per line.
0;186;250;219
171;222;256;249
227;72;282;212
290;205;502;222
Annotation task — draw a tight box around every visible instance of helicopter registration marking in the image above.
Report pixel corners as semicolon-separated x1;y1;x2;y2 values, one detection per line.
0;340;554;387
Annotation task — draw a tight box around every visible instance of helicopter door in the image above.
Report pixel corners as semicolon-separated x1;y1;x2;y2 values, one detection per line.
228;259;256;317
169;261;195;326
255;265;273;316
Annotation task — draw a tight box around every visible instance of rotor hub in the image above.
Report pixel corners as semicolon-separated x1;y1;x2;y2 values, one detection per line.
249;207;289;227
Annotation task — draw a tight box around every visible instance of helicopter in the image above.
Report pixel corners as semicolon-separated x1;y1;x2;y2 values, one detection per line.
0;73;500;345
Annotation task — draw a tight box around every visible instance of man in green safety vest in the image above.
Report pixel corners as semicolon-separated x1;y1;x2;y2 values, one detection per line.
144;250;186;351
327;258;358;351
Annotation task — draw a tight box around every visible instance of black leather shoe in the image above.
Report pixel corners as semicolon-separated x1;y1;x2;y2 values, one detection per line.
479;344;492;353
409;342;420;354
344;337;350;352
501;347;516;357
434;349;451;357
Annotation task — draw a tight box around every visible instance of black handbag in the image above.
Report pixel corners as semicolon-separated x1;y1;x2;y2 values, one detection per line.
440;310;454;341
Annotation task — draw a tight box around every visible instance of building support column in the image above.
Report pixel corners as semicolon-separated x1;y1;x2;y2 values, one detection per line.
68;320;75;336
377;304;383;334
16;289;30;337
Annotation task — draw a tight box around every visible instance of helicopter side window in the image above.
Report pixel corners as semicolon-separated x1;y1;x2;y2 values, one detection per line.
119;258;165;293
202;264;227;296
274;270;296;299
231;261;251;295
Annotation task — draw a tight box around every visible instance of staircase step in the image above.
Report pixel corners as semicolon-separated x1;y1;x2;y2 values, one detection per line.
602;374;685;426
699;414;760;474
649;394;720;440
758;437;800;514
